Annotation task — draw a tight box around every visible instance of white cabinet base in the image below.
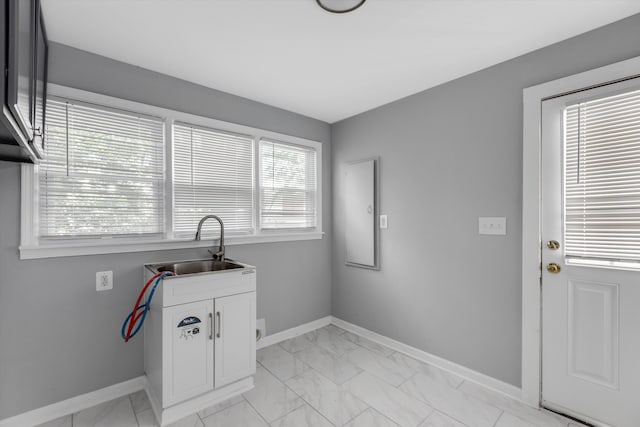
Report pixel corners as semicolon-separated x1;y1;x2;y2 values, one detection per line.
143;261;257;426
145;376;253;426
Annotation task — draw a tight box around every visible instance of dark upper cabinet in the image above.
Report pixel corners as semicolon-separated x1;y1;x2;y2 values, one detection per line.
7;0;35;143
33;0;48;154
0;0;49;163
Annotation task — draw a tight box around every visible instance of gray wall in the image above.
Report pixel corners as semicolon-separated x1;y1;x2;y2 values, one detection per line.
331;13;640;387
3;12;640;420
0;44;331;419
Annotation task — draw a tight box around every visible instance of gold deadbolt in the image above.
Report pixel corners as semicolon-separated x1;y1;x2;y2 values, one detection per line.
547;240;560;250
546;263;561;274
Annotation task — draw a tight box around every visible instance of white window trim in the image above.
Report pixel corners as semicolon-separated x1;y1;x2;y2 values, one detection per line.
20;84;323;259
521;55;640;407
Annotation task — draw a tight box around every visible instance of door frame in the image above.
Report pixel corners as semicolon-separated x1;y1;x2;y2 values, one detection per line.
521;55;640;408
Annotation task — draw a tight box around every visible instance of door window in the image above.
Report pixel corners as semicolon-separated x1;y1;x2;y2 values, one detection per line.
564;88;640;268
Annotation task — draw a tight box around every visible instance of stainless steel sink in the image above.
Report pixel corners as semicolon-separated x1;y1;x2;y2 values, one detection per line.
151;259;244;276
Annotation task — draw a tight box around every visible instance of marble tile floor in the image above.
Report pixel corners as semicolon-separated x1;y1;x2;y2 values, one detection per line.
36;325;587;427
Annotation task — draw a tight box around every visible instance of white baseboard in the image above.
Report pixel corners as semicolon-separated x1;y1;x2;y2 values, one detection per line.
1;314;526;427
0;315;331;427
256;315;332;349
331;317;524;403
0;376;146;427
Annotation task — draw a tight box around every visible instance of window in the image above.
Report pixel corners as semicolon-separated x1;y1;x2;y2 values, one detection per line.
21;85;322;259
173;123;254;238
564;87;640;264
39;97;165;239
259;139;317;230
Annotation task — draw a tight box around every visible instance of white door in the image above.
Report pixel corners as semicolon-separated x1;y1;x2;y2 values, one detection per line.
541;79;640;427
163;299;214;406
214;292;256;388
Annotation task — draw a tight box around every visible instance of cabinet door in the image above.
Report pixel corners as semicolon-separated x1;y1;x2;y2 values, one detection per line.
7;0;36;140
32;0;48;157
214;292;256;388
163;299;214;406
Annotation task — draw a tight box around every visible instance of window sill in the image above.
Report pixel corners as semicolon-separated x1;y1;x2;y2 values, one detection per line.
19;232;324;260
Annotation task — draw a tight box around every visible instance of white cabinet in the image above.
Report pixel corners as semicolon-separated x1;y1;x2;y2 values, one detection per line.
143;262;257;425
214;292;256;388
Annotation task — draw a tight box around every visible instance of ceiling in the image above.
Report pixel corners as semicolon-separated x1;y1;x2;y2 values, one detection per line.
41;0;640;123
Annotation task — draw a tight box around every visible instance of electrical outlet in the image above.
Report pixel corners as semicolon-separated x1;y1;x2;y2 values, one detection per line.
96;271;113;291
256;318;266;341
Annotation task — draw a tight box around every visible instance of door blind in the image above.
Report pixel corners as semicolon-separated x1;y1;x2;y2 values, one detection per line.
564;88;640;263
173;122;254;238
39;98;165;238
259;138;317;230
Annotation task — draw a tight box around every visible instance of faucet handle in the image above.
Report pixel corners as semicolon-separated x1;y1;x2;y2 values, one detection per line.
208;249;223;260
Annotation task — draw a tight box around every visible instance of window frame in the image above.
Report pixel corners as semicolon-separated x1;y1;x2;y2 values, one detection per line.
258;138;319;232
20;84;323;259
172;121;257;239
38;95;167;240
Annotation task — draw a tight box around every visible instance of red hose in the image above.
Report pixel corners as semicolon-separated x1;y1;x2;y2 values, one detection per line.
124;272;164;342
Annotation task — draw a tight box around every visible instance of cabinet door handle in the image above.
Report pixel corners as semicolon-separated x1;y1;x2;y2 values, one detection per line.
208;313;213;340
216;311;221;338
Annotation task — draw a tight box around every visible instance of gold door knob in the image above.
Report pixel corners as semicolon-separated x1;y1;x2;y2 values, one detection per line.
547;240;560;250
546;263;561;273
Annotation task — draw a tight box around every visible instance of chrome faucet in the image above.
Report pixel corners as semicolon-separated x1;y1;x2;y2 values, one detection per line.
195;215;225;261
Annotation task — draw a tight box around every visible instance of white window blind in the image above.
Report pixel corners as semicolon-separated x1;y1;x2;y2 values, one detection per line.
39;98;165;238
564;88;640;263
259;138;317;230
173;122;254;238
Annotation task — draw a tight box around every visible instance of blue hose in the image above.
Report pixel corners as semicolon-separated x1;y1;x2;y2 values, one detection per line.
121;272;172;341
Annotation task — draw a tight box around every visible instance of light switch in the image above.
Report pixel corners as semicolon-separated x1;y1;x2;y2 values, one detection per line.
479;217;506;235
379;215;388;229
